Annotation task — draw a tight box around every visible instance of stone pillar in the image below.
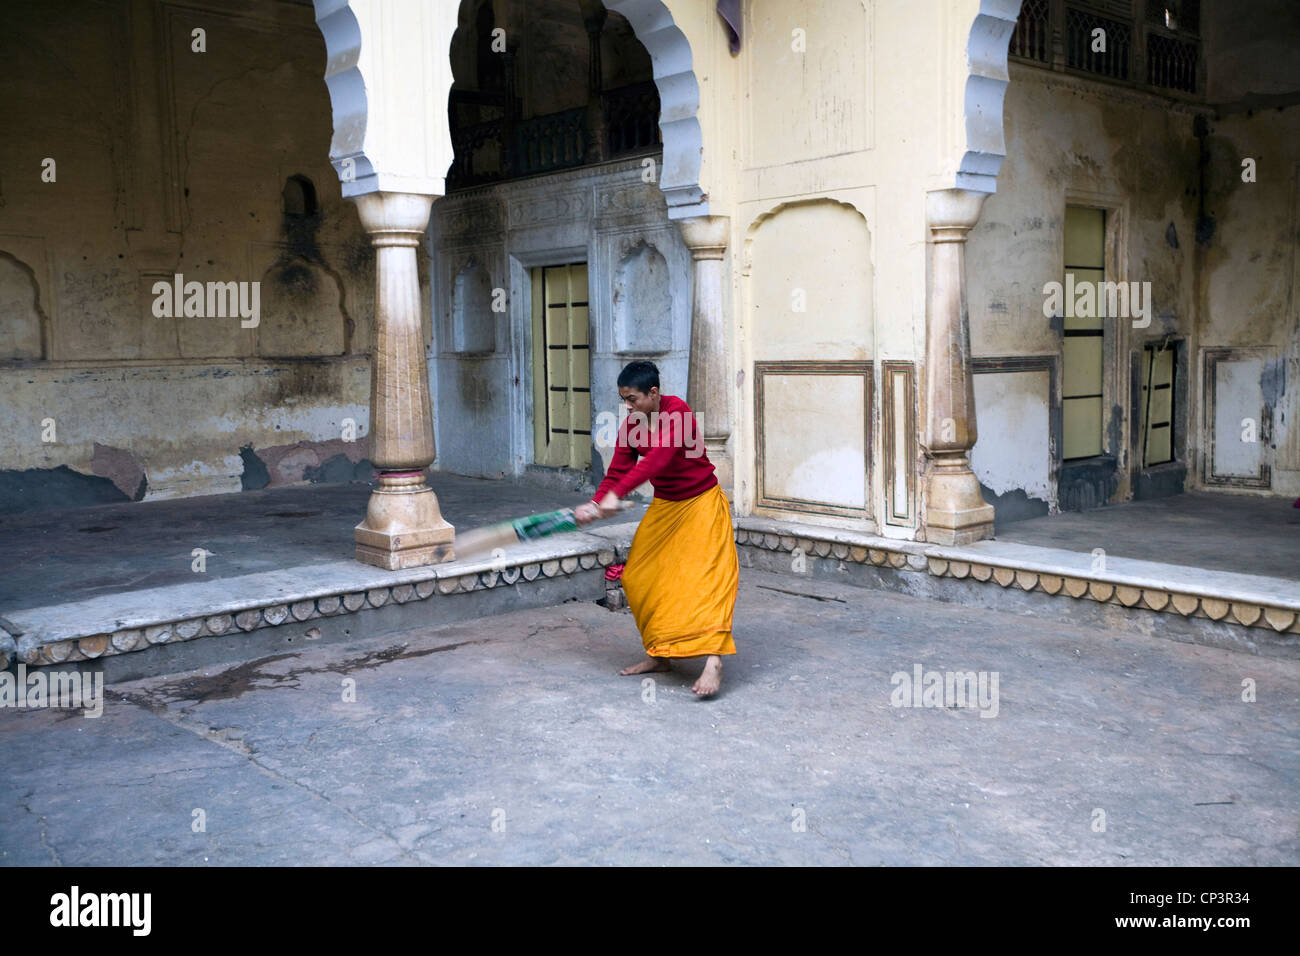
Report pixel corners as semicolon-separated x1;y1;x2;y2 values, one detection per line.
583;7;608;164
352;191;455;569
500;44;518;177
922;189;994;545
678;215;733;493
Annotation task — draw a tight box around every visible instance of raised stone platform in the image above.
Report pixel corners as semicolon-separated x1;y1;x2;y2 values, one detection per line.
1;524;639;681
3;481;1296;679
733;516;1300;658
0;476;641;680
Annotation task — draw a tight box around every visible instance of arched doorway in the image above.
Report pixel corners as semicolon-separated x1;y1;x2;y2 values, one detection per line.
431;0;696;485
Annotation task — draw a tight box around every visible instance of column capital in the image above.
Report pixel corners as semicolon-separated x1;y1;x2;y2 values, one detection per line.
352;191;435;246
925;188;987;238
677;215;730;260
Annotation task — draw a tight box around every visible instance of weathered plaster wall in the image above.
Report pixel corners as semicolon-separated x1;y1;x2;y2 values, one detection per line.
970;368;1052;521
747;200;875;519
964;2;1300;506
0;0;385;511
970;70;1200;357
0;359;370;510
1197;105;1300;496
1197;0;1300;496
724;0;988;538
966;65;1202;510
1202;0;1300;105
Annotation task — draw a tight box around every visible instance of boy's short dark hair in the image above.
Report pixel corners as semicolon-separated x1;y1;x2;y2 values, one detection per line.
617;360;660;395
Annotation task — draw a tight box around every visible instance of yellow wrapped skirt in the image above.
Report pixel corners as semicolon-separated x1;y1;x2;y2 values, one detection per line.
621;483;738;658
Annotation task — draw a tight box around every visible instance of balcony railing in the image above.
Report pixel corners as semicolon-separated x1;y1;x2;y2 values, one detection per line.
1010;0;1050;62
1008;0;1201;97
447;82;662;191
1065;7;1132;81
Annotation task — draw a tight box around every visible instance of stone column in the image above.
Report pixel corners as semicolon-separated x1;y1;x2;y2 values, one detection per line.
352;191;455;569
922;188;994;545
678;215;733;493
583;7;608;164
500;44;518;177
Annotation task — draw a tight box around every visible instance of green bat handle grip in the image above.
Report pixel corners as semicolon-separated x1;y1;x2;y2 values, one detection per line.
511;500;635;541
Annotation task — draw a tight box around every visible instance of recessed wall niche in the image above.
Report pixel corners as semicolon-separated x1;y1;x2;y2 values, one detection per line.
452;256;496;353
612;239;671;354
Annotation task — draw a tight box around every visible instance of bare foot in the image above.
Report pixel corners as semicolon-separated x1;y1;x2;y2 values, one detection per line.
692;656;723;697
620;656;671;676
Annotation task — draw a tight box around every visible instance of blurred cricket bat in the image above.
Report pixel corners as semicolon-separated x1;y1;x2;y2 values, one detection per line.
455;501;634;559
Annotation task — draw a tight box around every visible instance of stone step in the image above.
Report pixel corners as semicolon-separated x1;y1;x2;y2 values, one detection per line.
0;524;638;682
734;516;1300;659
6;511;1294;681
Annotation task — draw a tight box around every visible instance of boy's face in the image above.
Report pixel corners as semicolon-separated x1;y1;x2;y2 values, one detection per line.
619;385;659;416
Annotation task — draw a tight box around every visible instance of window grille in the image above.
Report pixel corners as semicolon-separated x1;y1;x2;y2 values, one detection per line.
1065;7;1132;81
1147;31;1198;92
604;82;662;156
1009;0;1050;63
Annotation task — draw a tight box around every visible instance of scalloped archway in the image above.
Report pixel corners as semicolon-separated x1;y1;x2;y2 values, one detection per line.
313;0;707;215
956;0;1022;193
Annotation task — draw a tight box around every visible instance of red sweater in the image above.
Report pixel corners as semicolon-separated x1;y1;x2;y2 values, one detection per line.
592;394;718;502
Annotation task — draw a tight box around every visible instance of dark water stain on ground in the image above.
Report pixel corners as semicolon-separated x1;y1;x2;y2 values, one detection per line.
111;639;499;710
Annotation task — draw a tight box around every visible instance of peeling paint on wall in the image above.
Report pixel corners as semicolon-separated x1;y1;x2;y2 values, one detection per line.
981;485;1050;526
91;443;148;501
240;437;373;489
239;445;270;491
1261;357;1286;408
0;466;130;514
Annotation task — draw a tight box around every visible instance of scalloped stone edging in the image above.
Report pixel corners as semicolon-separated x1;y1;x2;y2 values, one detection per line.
734;527;1300;637
17;547;619;668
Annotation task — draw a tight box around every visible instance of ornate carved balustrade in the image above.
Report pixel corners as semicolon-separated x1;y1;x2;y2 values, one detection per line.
603;80;661;156
446;82;661;190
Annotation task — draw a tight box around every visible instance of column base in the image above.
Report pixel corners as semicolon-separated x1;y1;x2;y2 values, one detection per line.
924;467;995;546
354;474;455;569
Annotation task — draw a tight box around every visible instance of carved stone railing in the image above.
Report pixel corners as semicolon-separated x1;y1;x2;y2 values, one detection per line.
604;80;662;156
1008;0;1202;97
447;82;661;191
448;118;506;189
513;108;587;177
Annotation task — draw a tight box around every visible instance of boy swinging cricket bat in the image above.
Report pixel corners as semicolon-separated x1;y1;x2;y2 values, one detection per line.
573;361;739;697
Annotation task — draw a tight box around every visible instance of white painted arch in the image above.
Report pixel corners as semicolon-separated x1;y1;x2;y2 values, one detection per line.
957;0;1022;194
313;0;708;216
606;0;707;218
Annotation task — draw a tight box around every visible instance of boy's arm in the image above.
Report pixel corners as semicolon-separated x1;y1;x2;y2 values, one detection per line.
591;425;636;504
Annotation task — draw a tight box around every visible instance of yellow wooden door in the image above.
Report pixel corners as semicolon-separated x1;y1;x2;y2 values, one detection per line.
531;263;591;469
1140;343;1175;466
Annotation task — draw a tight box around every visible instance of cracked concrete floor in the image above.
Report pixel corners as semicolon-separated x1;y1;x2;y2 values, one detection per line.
2;569;1297;866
